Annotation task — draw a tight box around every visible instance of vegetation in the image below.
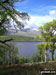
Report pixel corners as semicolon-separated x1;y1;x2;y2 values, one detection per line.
0;0;29;35
0;35;40;42
0;19;56;65
0;0;56;75
18;56;30;64
0;0;29;45
30;53;41;63
35;19;56;62
0;0;29;65
0;62;56;75
0;43;19;65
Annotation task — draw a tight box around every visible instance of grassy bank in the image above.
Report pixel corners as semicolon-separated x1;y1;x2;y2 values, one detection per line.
0;62;56;75
0;35;40;42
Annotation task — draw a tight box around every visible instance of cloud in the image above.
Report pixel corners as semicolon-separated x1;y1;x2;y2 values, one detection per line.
49;10;56;16
23;6;56;29
25;13;56;29
15;5;56;29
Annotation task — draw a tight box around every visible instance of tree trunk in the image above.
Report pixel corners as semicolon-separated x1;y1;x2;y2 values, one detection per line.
52;50;54;61
41;54;43;62
45;49;47;62
51;42;55;61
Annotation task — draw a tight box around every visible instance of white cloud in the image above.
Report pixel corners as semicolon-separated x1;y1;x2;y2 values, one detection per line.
49;10;56;16
12;8;56;30
25;14;56;29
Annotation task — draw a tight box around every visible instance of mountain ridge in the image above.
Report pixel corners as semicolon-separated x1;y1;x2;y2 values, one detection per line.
8;28;40;37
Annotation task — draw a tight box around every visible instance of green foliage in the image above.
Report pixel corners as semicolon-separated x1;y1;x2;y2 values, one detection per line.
0;43;19;65
0;0;29;34
38;19;56;61
0;35;40;42
50;35;56;42
18;56;29;64
36;43;45;62
39;20;56;42
30;53;36;63
34;35;41;41
30;53;41;63
0;0;29;65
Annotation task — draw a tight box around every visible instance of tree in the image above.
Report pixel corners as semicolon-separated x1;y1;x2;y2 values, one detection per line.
36;43;50;62
18;56;29;64
0;0;29;39
0;43;19;65
43;20;56;61
0;0;29;52
30;53;37;63
0;0;29;64
39;20;56;61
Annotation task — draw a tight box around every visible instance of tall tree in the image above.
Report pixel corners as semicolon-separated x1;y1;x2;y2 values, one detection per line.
36;43;50;62
39;20;56;61
0;0;29;43
0;0;29;34
0;43;19;65
0;0;29;64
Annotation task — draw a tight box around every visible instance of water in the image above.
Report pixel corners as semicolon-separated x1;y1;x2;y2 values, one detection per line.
11;42;56;58
13;42;41;57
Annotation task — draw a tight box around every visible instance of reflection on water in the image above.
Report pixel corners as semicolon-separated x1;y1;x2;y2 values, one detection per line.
14;42;40;57
11;42;56;58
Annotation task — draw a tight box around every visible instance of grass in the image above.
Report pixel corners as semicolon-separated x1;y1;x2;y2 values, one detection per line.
0;35;40;42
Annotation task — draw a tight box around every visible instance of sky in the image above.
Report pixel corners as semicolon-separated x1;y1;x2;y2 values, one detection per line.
14;0;56;29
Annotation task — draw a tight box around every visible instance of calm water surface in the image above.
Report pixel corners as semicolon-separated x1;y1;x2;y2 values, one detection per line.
14;42;41;57
11;42;56;58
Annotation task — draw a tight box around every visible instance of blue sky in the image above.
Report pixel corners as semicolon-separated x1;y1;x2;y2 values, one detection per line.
14;0;56;29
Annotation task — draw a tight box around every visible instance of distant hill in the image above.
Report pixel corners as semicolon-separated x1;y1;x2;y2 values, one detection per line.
21;28;31;32
8;28;40;37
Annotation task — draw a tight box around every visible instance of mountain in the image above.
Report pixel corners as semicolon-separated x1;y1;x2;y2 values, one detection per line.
8;28;40;37
21;28;31;32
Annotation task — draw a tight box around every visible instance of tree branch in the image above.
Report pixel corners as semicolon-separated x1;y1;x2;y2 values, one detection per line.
2;0;9;3
0;19;5;25
0;38;13;43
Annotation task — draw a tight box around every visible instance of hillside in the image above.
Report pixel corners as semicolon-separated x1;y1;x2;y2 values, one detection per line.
0;35;40;42
8;28;40;37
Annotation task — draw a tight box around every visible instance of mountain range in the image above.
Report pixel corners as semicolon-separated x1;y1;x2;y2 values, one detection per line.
8;28;40;37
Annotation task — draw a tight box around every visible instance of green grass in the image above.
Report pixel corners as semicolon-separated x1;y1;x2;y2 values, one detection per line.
0;35;40;42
